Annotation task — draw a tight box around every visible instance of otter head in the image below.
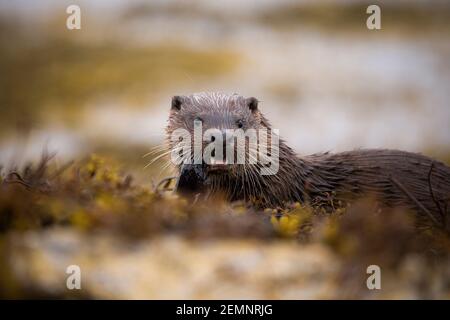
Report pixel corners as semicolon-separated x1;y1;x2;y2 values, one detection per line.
166;92;272;183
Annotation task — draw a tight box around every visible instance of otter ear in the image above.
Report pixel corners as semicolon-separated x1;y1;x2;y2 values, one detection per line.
171;95;183;111
245;97;258;112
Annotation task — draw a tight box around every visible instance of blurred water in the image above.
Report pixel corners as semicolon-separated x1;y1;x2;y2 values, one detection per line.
0;0;449;166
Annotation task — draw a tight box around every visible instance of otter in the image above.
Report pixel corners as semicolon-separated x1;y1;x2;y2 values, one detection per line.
166;92;450;229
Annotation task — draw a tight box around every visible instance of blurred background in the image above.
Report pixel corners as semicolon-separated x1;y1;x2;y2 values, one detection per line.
1;0;450;300
1;0;450;182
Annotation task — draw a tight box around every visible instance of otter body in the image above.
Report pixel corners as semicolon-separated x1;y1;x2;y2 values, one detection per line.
300;150;450;222
167;92;450;227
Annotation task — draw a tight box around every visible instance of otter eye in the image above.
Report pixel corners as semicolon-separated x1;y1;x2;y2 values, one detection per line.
236;120;244;129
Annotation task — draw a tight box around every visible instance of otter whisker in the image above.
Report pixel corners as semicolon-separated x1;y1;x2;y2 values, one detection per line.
142;145;171;158
144;147;184;169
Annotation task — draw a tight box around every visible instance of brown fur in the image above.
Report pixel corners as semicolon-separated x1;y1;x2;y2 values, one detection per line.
166;92;450;229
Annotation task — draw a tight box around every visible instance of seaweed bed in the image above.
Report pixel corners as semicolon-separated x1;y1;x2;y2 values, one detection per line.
0;153;449;299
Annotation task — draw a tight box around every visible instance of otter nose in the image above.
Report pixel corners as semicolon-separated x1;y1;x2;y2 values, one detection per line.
209;132;228;160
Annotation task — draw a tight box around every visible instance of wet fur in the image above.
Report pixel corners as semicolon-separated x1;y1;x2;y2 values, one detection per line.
167;92;450;228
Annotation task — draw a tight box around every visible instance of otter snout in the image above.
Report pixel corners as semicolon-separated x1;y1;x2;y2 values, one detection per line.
205;131;232;173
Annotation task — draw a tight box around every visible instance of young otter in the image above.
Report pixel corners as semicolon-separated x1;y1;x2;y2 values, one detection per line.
166;92;450;228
